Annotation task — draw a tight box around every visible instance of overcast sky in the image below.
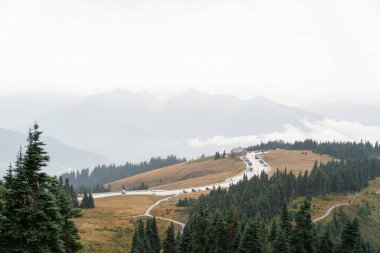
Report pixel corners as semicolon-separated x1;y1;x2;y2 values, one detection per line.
1;0;380;106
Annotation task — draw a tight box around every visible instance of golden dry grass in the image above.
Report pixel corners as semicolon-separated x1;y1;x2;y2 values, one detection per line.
290;193;354;221
303;178;380;249
108;157;245;191
74;195;164;253
150;191;207;224
263;150;333;176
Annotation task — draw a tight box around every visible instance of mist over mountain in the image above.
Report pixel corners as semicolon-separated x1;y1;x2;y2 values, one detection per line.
34;89;323;162
2;89;380;173
0;94;80;131
0;127;112;176
305;101;380;126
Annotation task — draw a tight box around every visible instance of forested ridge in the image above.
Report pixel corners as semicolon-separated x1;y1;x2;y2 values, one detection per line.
61;155;186;192
131;141;380;253
247;139;380;160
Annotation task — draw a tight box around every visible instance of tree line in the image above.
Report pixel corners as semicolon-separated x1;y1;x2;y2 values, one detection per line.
0;124;81;253
247;139;380;160
61;155;186;193
203;158;380;222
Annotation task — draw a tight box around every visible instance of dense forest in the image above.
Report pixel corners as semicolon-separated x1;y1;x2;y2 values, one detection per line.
0;124;81;252
247;139;380;160
132;141;380;252
131;198;373;253
61;155;186;192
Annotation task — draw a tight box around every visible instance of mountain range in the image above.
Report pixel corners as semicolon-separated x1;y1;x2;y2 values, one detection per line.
1;89;379;176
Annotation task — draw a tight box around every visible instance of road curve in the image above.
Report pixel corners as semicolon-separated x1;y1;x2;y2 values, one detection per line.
89;151;270;199
121;151;270;231
313;193;360;223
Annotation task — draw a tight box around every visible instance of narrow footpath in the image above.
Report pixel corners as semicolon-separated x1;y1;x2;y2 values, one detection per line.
313;193;361;223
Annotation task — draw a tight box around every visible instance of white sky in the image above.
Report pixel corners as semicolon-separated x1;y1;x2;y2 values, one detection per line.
1;0;380;106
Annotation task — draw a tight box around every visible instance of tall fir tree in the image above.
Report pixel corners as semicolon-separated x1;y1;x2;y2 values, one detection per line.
88;192;95;208
280;203;293;239
80;191;89;208
146;217;161;253
292;200;315;253
213;214;229;253
189;196;210;253
319;227;334;253
130;219;151;253
163;222;176;253
0;123;83;252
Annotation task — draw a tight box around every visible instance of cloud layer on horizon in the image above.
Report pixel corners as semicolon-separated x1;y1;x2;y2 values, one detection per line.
188;118;380;149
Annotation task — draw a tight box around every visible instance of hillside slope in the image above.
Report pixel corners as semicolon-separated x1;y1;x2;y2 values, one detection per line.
108;157;245;191
262;150;333;176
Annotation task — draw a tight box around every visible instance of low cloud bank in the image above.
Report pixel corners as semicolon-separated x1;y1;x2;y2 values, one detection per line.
188;118;380;149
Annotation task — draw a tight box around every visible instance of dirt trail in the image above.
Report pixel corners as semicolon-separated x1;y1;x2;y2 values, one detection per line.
313;193;360;223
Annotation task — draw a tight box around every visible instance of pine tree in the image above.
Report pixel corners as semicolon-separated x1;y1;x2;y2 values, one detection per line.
238;215;267;253
292;200;315;253
269;219;278;243
175;232;182;253
88;192;95;208
52;177;82;252
213;214;228;253
280;203;292;239
130;219;151;253
319;227;334;253
163;222;176;253
70;185;79;208
130;224;142;253
273;227;291;253
0;123;73;252
189;196;209;253
80;191;89;208
340;218;363;253
146;217;161;253
178;225;191;253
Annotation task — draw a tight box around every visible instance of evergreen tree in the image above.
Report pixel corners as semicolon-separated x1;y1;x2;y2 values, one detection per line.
238;215;267;253
340;218;363;253
272;228;291;253
52;177;82;252
88;192;95;208
269;219;277;243
0;123;82;252
163;222;176;253
319;227;334;253
70;185;79;208
146;217;161;253
130;219;151;253
80;191;89;208
175;232;181;253
280;203;292;239
189;197;210;253
213;214;229;253
178;225;191;253
292;200;315;253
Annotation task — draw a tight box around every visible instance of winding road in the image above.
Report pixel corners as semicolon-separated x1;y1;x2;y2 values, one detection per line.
90;151;270;231
85;151;376;227
90;151;270;199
